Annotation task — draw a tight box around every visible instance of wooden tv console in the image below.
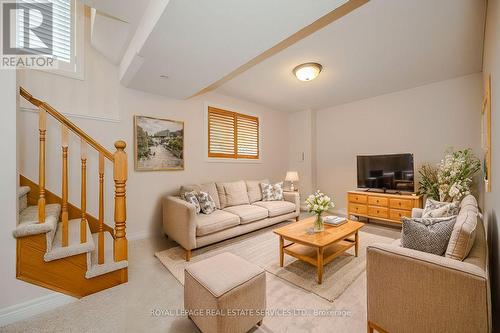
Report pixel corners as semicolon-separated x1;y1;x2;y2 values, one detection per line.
347;190;423;225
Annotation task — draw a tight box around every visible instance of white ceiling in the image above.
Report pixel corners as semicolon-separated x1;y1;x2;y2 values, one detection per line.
82;0;151;64
119;0;354;99
216;0;486;112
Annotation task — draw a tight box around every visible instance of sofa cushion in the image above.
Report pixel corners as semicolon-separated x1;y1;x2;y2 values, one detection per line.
196;210;240;237
223;204;269;224
246;179;269;203
422;198;460;218
180;183;221;209
253;200;296;217
401;216;457;255
445;195;478;260
216;181;249;208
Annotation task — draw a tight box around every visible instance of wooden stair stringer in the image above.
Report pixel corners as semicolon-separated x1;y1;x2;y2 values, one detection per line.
16;233;127;298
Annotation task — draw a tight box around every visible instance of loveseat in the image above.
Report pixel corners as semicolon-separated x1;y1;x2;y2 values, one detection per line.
366;195;490;333
162;180;300;260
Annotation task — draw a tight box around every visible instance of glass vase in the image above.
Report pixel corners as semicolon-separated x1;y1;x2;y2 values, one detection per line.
314;213;324;232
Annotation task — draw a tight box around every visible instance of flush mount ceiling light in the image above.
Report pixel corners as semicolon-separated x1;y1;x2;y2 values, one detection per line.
293;62;322;82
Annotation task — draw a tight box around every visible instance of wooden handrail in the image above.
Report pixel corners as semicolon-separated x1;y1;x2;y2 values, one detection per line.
20;87;114;161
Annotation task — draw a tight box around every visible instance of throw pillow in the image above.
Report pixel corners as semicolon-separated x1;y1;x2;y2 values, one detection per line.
445;195;478;260
260;182;284;201
196;191;216;215
401;216;457;255
422;199;460;218
273;182;284;200
182;191;201;214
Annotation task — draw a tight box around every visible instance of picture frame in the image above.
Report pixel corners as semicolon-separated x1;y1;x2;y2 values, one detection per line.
481;75;492;192
134;115;184;171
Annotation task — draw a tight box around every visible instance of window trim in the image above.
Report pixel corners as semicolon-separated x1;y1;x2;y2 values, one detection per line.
204;102;262;164
35;0;85;80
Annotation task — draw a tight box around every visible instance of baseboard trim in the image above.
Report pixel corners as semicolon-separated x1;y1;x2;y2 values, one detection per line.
0;293;75;327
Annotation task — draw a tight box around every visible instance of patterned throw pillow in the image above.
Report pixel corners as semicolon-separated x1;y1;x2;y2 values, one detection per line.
260;182;284;201
401;216;457;255
273;182;284;200
196;191;216;214
422;199;460;218
182;191;201;214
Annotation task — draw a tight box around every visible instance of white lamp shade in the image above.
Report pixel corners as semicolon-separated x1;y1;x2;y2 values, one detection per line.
285;171;299;182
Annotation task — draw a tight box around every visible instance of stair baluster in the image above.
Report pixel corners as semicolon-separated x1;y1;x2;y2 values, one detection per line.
113;141;128;261
61;125;69;246
38;108;46;223
98;153;105;264
80;140;87;243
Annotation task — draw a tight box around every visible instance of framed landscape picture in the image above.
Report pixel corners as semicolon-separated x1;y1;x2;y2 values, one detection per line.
134;115;184;171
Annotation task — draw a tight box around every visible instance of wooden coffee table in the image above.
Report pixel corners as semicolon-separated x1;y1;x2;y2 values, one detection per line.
273;217;364;284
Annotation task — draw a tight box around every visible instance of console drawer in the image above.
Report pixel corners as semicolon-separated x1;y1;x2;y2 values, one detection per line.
389;198;413;210
349;203;367;215
368;196;388;207
368;206;389;218
389;209;412;222
348;193;367;204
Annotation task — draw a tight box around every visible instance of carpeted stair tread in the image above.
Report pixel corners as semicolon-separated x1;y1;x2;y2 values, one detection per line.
13;204;61;238
18;186;30;213
86;231;128;279
44;219;95;262
18;186;30;198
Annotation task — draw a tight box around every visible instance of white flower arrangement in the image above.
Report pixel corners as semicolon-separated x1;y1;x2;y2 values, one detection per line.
305;190;334;215
437;149;480;202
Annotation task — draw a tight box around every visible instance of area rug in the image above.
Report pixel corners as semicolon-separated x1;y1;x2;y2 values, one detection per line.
155;222;398;302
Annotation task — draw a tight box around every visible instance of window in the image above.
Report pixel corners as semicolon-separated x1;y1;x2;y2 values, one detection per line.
208;106;259;159
16;0;84;79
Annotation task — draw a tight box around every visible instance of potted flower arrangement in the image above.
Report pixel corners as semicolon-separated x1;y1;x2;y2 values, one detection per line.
418;148;481;202
305;191;334;232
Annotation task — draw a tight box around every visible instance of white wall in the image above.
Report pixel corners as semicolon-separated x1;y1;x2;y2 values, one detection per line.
482;0;500;329
288;109;316;205
17;14;290;241
315;74;483;215
0;70;56;312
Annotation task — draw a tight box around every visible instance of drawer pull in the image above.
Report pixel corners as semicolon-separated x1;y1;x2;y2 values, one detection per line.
377;210;380;213
398;202;401;206
376;200;379;203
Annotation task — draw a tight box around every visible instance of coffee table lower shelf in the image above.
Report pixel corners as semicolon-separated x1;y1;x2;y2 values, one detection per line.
283;240;356;267
280;235;358;284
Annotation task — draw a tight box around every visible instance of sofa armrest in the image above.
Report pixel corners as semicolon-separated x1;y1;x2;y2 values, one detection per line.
367;243;489;333
411;207;423;218
284;192;300;216
162;196;197;250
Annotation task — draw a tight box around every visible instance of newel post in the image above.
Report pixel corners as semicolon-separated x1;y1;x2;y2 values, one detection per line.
113;140;128;261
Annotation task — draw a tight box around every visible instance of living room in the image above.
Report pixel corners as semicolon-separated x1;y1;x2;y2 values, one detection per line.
0;0;498;332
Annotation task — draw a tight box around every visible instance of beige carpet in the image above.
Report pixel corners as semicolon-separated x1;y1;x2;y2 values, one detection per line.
155;222;396;301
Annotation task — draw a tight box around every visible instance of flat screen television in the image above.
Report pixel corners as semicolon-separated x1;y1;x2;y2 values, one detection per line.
357;153;415;193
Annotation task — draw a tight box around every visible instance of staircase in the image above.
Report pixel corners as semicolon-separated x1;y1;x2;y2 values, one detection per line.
14;87;128;298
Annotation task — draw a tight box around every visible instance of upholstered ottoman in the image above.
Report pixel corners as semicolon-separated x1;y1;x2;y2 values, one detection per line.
184;252;266;333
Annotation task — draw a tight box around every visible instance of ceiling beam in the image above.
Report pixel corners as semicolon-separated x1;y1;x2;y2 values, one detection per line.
190;0;369;98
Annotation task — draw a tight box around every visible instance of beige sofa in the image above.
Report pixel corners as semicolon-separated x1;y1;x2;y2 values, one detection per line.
367;195;490;333
162;180;300;260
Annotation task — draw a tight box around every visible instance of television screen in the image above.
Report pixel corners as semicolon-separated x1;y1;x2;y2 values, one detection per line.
357;154;415;192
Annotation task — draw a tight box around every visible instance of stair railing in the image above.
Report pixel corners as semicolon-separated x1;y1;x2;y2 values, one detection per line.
20;87;128;262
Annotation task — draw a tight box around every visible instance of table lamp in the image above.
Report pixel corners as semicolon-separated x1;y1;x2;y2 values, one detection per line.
285;171;299;191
